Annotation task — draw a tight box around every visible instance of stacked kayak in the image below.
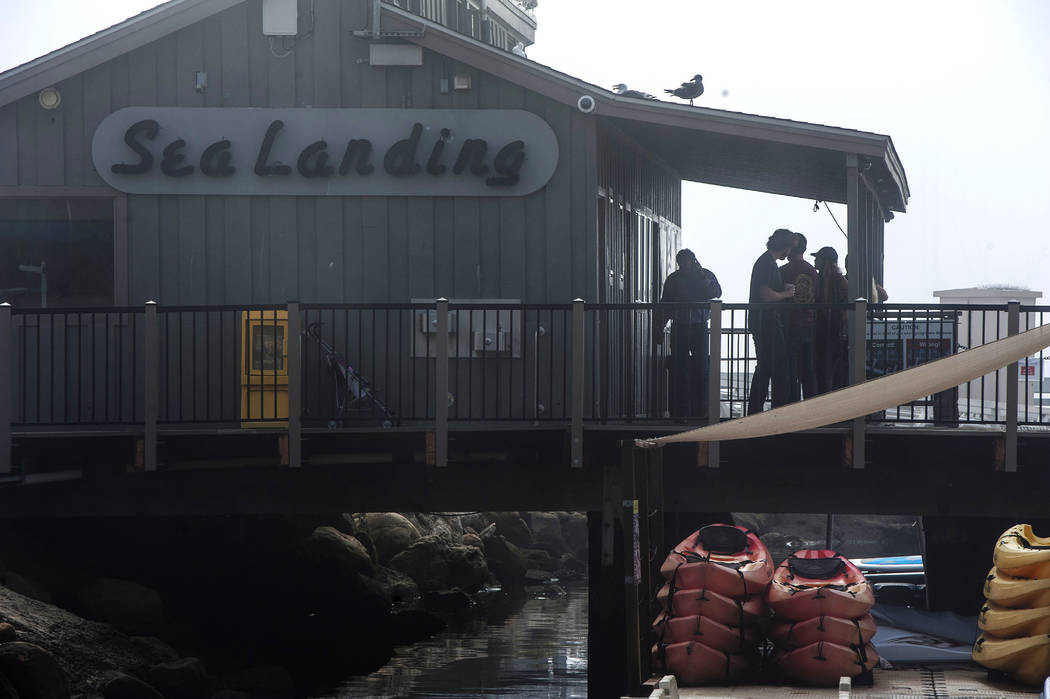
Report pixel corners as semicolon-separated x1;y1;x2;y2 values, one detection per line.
974;524;1050;686
652;524;773;685
766;550;879;686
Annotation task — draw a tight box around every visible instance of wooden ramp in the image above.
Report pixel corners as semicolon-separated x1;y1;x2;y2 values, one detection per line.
650;667;1040;698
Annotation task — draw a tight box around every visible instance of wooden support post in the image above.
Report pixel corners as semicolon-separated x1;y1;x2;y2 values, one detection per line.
846;153;862;302
620;444;643;693
589;453;627;698
0;303;11;475
435;298;449;468
143;301;159;472
1005;300;1019;472
851;298;867;469
706;300;722;468
287;301;302;468
571;299;585;468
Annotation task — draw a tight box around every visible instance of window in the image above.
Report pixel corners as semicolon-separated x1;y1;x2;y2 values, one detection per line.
0;198;113;307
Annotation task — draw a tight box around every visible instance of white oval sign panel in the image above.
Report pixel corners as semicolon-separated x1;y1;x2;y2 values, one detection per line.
92;107;559;196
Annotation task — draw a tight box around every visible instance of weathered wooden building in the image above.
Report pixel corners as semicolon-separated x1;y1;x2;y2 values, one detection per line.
0;0;904;311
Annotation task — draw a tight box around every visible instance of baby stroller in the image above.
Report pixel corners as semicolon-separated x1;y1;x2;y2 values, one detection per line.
303;321;396;428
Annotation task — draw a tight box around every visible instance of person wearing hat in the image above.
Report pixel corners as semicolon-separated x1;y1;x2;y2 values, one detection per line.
779;233;819;402
747;228;797;414
812;246;849;393
655;248;722;419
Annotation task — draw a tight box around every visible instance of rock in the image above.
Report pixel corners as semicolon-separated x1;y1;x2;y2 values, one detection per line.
479;523;497;540
522;548;554;572
222;665;294;699
387;536;490;593
0;622;16;642
145;658;209;699
462;533;482;548
0;641;70;699
374;566;420;609
0;584;177;695
211;692;249;699
333;513;358;537
556;552;586;579
77;578;165;636
388;609;446;645
459;513;491;534
487;513;533;549
556;512;588;560
483;535;528;587
524;568;551;584
102;673;165;699
304;526;375;577
4;572;52;604
0;674;17;699
421;588;473;614
529;512;569;556
363;513;421;564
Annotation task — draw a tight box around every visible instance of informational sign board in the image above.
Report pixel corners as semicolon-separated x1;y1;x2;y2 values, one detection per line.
93;107;560;197
866;317;955;377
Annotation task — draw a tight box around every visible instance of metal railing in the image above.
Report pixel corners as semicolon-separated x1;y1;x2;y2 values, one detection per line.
3;300;1048;470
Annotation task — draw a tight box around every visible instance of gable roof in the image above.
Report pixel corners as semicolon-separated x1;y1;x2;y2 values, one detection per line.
0;0;242;108
0;0;908;211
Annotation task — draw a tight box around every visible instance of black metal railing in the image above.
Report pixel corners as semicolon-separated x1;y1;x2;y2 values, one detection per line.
6;301;1050;433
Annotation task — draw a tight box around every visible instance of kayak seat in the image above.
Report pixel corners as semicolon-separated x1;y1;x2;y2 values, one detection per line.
789;556;846;580
698;524;749;554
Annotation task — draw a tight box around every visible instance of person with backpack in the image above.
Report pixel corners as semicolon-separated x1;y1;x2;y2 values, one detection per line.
779;233;819;401
655;249;722;419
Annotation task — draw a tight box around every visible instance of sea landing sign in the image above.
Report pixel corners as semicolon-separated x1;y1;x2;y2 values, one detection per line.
92;107;559;197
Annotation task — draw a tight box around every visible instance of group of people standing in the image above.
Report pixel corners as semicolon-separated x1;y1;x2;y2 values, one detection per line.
747;228;851;415
655;228;879;420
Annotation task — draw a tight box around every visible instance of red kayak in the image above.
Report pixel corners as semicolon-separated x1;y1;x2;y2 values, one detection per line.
652;640;754;685
766;550;875;622
774;641;879;686
768;613;877;649
657;583;767;627
660;524;774;599
653;613;761;652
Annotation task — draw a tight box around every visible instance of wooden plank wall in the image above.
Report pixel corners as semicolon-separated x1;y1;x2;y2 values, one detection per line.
0;0;597;305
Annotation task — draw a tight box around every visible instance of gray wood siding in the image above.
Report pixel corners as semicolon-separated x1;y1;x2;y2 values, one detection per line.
0;0;600;305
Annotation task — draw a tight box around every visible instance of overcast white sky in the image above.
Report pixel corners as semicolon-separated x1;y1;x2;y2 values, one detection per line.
3;1;1050;303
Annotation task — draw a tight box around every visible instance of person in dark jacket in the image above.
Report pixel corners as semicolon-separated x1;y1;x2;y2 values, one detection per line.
747;228;797;414
655;249;722;419
813;246;849;393
779;233;819;402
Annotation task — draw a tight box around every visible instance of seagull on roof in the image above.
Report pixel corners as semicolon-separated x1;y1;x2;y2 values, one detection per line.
612;83;657;100
511;42;528;58
664;74;704;105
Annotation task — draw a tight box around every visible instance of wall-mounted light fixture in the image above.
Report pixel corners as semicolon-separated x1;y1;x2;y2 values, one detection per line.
453;74;471;91
38;87;61;110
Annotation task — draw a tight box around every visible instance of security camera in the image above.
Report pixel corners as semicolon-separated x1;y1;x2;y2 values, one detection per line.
577;95;595;114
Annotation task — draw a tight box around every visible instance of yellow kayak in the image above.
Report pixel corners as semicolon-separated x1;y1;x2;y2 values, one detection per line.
993;524;1050;579
972;632;1050;686
984;566;1050;608
979;602;1050;637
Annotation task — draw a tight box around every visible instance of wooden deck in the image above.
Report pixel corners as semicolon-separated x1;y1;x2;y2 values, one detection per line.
654;666;1040;698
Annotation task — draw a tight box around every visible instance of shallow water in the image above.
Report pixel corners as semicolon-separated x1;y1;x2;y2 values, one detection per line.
333;586;588;698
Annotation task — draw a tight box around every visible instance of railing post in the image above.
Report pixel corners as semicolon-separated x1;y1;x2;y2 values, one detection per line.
0;303;11;475
287;301;302;468
850;298;867;469
707;300;722;468
571;299;585;468
143;301;159;472
435;298;449;468
1005;300;1019;472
